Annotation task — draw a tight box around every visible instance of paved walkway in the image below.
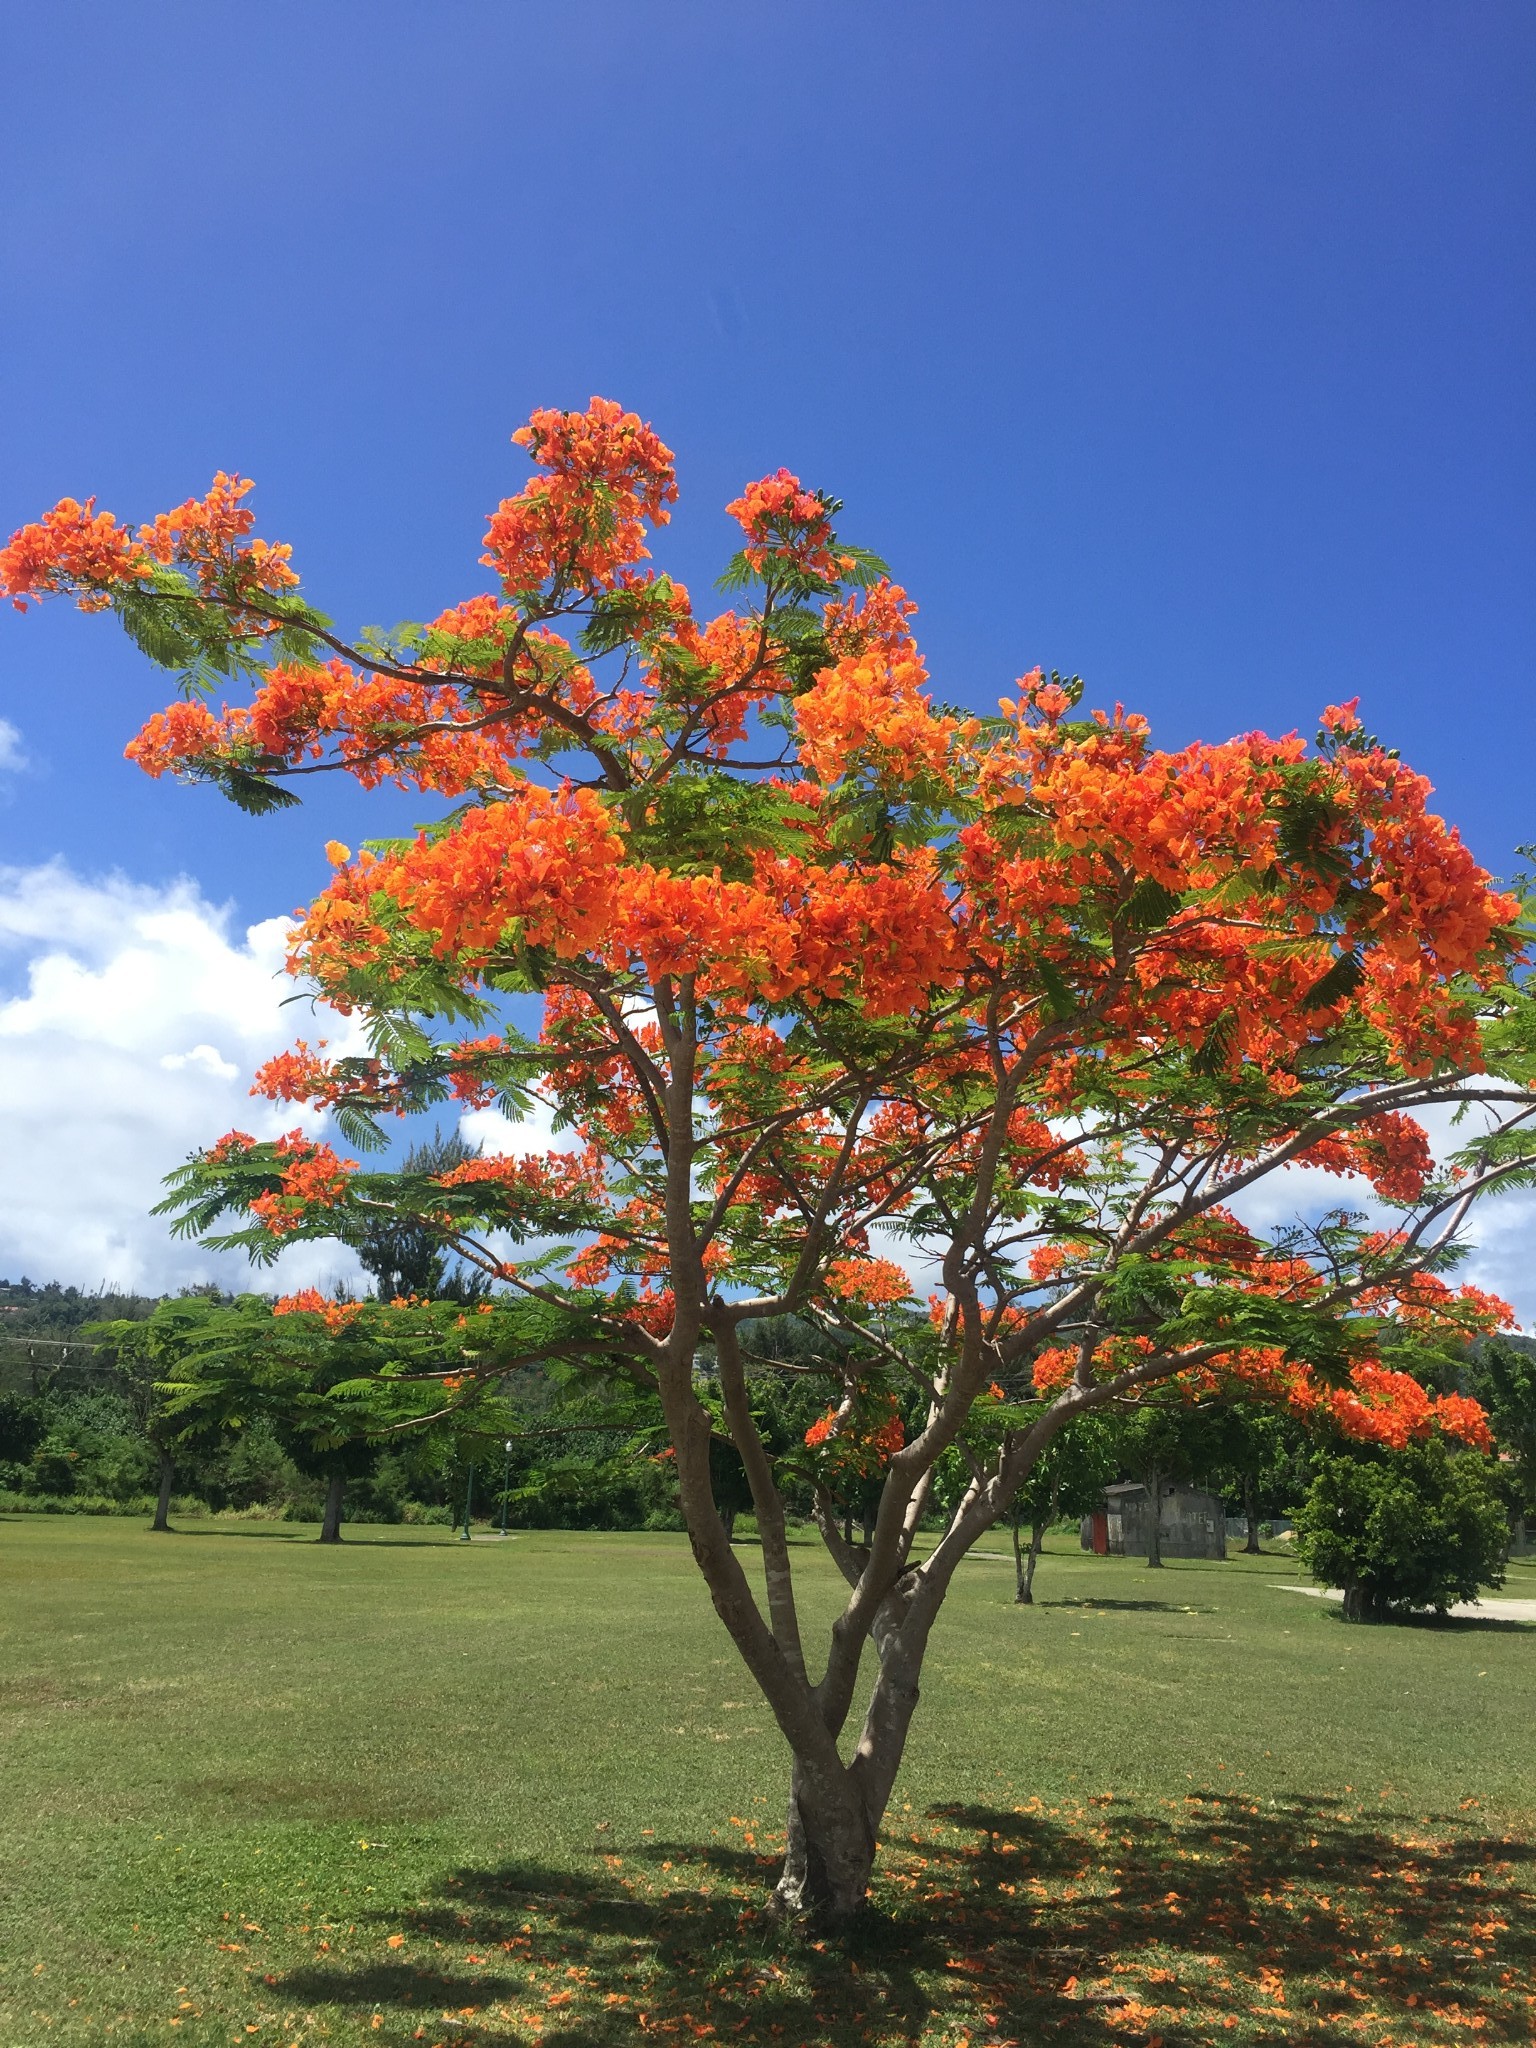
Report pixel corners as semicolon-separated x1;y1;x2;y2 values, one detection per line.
1276;1583;1536;1622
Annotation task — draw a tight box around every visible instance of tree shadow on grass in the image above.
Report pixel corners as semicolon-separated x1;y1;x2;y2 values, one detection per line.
1041;1597;1205;1614
168;1526;455;1547
271;1793;1536;2047
1296;1603;1536;1636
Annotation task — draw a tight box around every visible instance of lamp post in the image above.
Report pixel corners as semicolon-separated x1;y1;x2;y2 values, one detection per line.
500;1439;513;1536
459;1463;475;1542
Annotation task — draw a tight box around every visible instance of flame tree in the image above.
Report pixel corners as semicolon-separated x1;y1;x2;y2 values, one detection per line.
7;400;1536;1922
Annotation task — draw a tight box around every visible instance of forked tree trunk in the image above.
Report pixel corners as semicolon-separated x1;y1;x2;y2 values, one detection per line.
773;1758;880;1924
319;1469;346;1544
1144;1470;1164;1567
151;1450;175;1534
1243;1470;1262;1554
1017;1519;1047;1603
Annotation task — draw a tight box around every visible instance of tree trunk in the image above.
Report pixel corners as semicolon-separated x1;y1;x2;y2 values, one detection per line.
1144;1471;1164;1568
319;1468;345;1544
721;1505;737;1542
151;1450;175;1534
1243;1470;1262;1554
772;1759;879;1927
1010;1510;1027;1600
1019;1519;1047;1603
1016;1474;1058;1602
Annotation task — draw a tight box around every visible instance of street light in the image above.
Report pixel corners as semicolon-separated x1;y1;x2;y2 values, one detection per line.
500;1439;513;1536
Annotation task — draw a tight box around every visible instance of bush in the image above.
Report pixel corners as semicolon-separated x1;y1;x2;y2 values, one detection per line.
218;1420;303;1509
397;1500;454;1526
0;1491;210;1518
17;1390;155;1500
1296;1438;1509;1620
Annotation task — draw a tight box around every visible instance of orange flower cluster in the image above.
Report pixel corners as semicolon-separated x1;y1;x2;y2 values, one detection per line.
1031;1334;1494;1453
795;650;958;787
824;1256;912;1306
251;1042;335;1105
137;472;298;594
822;578;923;667
127;654;545;798
444;1035;509;1108
484;396;676;594
804;1396;905;1469
1298;1112;1435;1204
248;1131;356;1236
434;1146;605;1203
0;497;150;610
272;1288;366;1332
654;607;783;754
0;473;301;615
1298;1363;1494;1453
296;814;966;1022
206;1130;257;1162
294;783;623;989
124;699;226;778
725;469;850;581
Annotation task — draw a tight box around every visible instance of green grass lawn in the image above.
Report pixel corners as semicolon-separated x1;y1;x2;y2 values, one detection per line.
2;1517;1532;2048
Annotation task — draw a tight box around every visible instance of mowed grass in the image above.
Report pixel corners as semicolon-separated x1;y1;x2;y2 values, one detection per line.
1;1518;1532;2048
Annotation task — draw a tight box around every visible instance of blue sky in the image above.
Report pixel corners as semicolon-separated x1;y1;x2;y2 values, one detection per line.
0;2;1532;1291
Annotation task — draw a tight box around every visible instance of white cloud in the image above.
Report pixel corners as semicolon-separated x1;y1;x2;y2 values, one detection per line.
0;719;26;773
160;1044;240;1080
459;1098;559;1159
0;861;367;1295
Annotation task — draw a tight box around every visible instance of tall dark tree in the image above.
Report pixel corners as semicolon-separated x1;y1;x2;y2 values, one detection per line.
354;1128;476;1301
1469;1335;1536;1547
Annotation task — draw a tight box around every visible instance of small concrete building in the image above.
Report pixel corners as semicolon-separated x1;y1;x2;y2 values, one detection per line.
1081;1480;1228;1560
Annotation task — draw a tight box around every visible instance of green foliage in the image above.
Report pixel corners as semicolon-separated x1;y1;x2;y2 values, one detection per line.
12;1389;154;1499
1469;1335;1536;1524
1295;1438;1509;1619
619;772;819;881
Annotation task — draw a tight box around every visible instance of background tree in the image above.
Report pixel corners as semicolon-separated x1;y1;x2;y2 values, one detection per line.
1006;1407;1116;1603
1198;1400;1306;1553
8;398;1535;1926
353;1126;479;1301
1295;1437;1510;1620
1468;1334;1536;1547
89;1298;232;1530
155;1294;532;1542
